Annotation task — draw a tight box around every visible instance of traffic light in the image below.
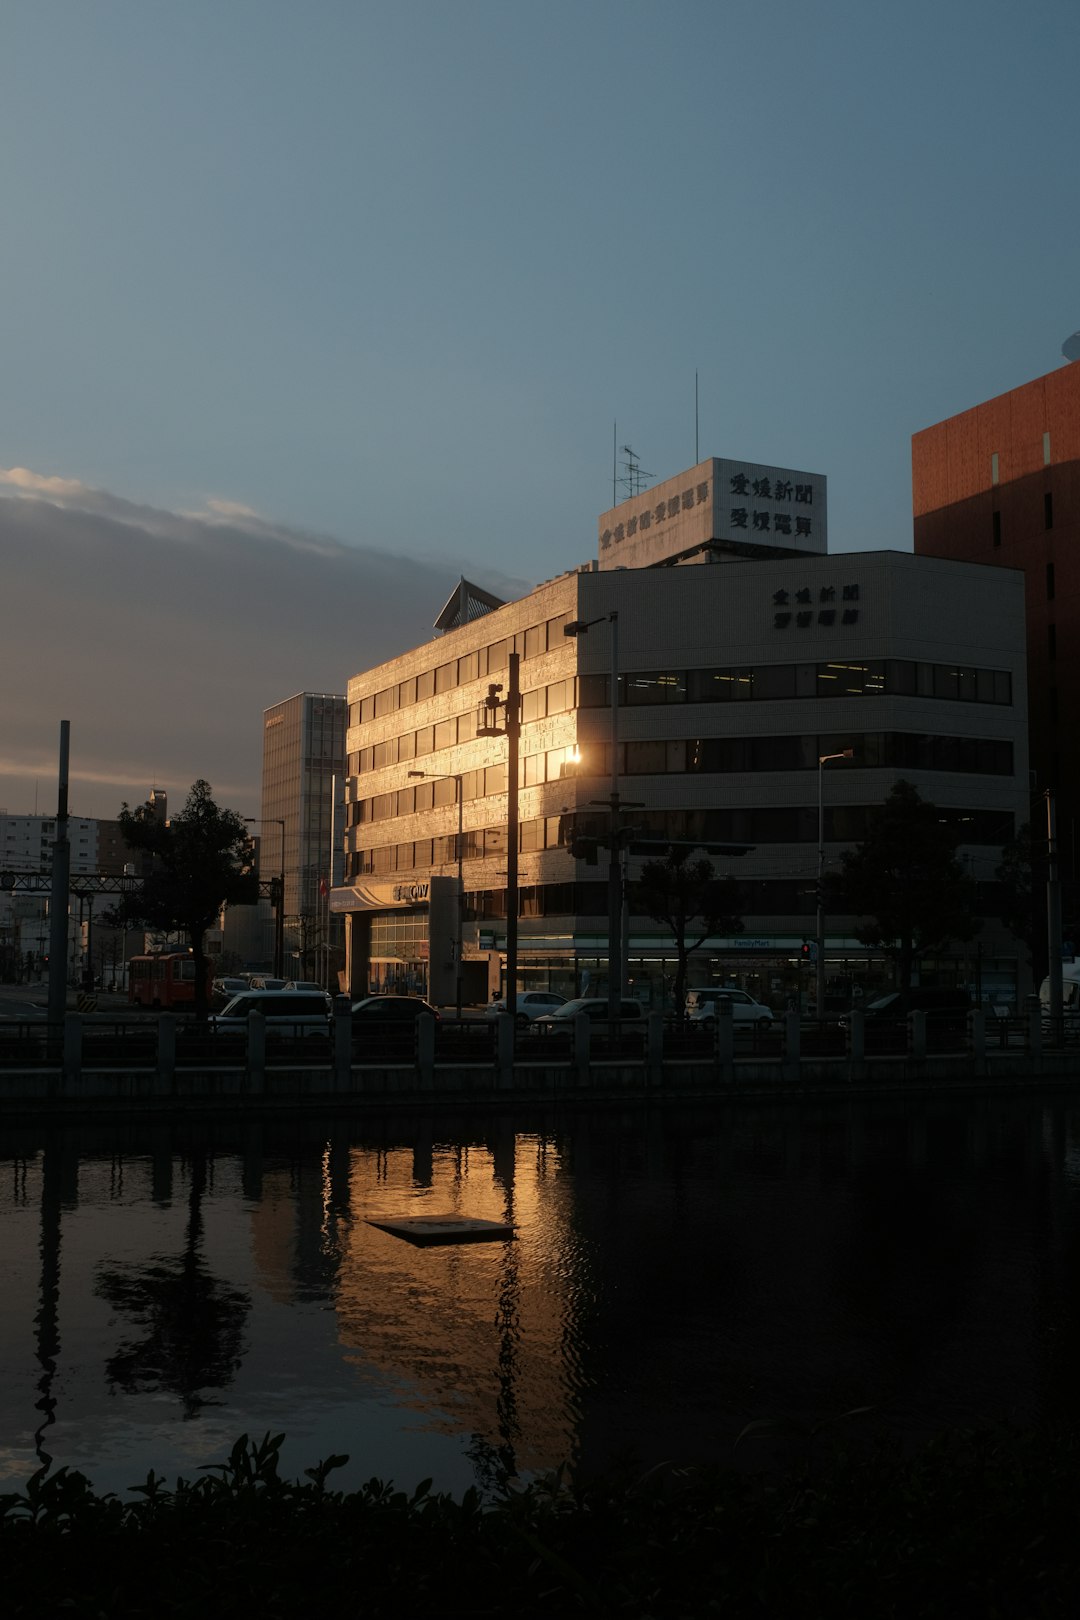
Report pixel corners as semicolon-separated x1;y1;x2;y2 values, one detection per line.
569;835;599;864
800;940;811;959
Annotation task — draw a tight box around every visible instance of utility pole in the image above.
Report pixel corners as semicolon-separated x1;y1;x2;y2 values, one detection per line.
47;722;71;1029
477;653;521;1017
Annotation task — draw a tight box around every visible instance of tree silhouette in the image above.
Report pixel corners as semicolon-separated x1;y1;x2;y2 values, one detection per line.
95;1152;250;1420
105;780;257;1018
829;780;978;996
635;848;744;1014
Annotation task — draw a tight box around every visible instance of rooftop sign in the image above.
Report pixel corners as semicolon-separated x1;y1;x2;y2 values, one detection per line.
597;456;827;569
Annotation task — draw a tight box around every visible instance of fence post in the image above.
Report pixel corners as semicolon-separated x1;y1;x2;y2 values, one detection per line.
417;1012;435;1089
907;1010;927;1061
573;1013;590;1087
62;1012;82;1091
846;1008;865;1079
714;1001;734;1083
247;1009;265;1095
333;996;352;1092
783;1010;800;1083
495;1011;514;1089
967;1008;986;1077
157;1013;176;1092
646;1011;664;1088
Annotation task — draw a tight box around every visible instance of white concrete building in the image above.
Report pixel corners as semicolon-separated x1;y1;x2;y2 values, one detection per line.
335;457;1029;1009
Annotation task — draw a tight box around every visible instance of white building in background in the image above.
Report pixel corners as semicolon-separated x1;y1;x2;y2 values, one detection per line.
330;452;1029;1009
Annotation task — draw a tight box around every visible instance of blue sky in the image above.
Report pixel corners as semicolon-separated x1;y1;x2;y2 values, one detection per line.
2;0;1079;813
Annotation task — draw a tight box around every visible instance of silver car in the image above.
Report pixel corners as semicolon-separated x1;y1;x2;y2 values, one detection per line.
685;988;773;1030
486;991;567;1025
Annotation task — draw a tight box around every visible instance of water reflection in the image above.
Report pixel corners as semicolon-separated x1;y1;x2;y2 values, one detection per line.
3;1098;1080;1495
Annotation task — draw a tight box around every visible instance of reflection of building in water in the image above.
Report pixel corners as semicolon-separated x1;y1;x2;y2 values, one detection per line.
247;1125;586;1477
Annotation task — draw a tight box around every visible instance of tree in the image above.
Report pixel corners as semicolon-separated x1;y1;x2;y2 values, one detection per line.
106;780;257;1019
634;847;744;1014
828;780;978;997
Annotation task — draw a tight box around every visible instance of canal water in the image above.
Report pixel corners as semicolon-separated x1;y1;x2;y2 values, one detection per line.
4;1094;1080;1497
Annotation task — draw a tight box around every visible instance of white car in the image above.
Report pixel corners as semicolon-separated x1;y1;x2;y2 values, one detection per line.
486;991;568;1025
685;988;773;1030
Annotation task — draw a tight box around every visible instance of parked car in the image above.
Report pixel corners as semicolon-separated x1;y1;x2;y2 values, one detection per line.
486;991;567;1025
684;988;773;1030
249;976;288;991
350;996;440;1022
533;997;646;1028
210;989;333;1036
211;976;249;1003
838;988;972;1031
284;980;325;993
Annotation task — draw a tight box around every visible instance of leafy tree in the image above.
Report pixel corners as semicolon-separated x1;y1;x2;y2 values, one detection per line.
828;780;978;997
634;847;744;1014
106;780;257;1018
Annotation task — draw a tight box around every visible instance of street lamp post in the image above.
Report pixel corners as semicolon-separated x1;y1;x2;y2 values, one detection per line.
477;653;522;1018
244;817;286;978
816;749;853;1017
565;612;624;1024
409;768;465;1018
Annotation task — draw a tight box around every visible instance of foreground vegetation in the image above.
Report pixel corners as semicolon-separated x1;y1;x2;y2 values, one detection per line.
3;1425;1080;1617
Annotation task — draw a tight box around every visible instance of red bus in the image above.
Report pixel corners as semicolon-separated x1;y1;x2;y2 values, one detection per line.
128;952;198;1008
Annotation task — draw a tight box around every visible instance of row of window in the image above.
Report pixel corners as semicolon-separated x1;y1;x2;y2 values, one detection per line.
350;729;1014;826
347;803;1014;877
579;659;1013;707
349;681;576;775
445;878;1004;923
352;614;574;725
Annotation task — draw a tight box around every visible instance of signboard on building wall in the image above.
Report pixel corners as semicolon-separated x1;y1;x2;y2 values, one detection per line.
597;456;827;570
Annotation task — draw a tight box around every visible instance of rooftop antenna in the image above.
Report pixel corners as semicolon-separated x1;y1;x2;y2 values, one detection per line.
618;444;652;501
695;370;699;463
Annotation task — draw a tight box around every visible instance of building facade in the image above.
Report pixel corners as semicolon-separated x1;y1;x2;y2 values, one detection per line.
260;691;347;979
913;359;1080;925
336;457;1029;1009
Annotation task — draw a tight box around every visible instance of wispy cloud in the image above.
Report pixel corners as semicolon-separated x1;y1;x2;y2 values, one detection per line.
1;470;528;819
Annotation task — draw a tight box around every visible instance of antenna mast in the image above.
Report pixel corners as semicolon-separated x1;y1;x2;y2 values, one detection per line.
617;445;652;501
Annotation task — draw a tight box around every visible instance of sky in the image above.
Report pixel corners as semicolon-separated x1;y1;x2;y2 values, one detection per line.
2;0;1078;819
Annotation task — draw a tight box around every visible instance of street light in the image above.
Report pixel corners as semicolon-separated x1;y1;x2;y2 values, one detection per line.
565;612;625;1023
409;769;465;1019
816;749;853;1016
244;817;286;978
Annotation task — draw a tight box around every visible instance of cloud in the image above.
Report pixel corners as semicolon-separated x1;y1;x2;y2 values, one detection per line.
0;470;531;819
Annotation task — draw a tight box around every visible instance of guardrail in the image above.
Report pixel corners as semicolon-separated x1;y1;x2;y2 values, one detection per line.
0;1002;1074;1106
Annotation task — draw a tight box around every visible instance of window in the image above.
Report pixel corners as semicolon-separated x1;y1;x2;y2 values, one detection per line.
521;688;545;723
546;679;573;714
374;687;395;718
434;718;456;750
1045;492;1054;530
398;676;417;708
458;650;478;685
435;661;456;694
991;451;999;485
992;510;1001;548
1044;430;1052;466
524;624;545;659
416;669;435;701
485;762;508;796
